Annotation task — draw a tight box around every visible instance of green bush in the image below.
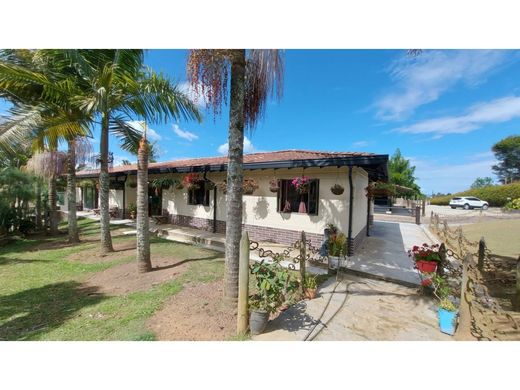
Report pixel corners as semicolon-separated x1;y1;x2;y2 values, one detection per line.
504;198;520;210
430;183;520;207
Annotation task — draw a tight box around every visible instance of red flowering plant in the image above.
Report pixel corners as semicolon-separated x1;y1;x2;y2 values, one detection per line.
408;243;441;263
182;173;203;190
291;176;310;194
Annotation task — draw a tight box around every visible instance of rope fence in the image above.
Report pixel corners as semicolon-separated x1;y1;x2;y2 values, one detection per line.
429;212;520;340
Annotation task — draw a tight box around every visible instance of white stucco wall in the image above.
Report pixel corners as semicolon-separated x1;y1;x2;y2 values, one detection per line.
154;166;369;237
109;189;124;209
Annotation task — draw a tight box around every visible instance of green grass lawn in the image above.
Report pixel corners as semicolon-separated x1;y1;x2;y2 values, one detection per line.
0;218;224;341
461;219;520;259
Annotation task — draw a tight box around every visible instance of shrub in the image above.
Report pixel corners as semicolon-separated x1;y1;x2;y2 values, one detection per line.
504;198;520;210
430;183;520;207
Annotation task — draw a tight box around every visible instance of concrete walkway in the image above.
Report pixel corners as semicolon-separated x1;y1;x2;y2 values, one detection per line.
345;221;436;286
253;273;451;341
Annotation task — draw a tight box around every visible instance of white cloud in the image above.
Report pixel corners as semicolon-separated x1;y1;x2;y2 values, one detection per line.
179;81;209;108
112;155;135;167
352;140;369;147
126;120;161;141
411;154;498;195
394;96;520;136
375;50;509;120
172;124;199;142
217;136;255;155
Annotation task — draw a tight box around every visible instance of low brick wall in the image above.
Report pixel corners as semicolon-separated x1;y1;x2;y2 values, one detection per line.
166;213;366;254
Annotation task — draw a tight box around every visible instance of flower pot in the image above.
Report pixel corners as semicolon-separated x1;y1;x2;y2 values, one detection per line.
415;260;437;273
330;184;344;195
249;310;270;335
329;256;342;269
304;288;317;300
130;211;136;220
438;308;458;335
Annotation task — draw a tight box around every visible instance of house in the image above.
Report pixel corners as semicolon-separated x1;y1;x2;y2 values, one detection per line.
76;150;388;255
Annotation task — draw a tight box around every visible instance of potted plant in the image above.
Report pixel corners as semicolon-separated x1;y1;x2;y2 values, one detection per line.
438;298;458;335
248;261;297;335
269;178;279;193
327;224;347;269
174;180;184;190
431;274;458;335
291;176;310;194
303;274;318;299
243;178;259;195
128;203;137;220
182;173;202;190
408;243;441;273
330;184;344;195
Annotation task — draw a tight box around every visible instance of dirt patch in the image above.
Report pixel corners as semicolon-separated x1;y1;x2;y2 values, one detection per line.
68;240;136;263
147;279;236;341
83;255;188;295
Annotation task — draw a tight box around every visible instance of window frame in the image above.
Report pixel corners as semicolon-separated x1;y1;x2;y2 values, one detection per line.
187;186;210;206
277;178;319;216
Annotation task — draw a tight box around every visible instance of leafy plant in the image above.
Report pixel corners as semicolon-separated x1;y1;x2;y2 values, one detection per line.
303;274;317;289
430;274;451;300
439;298;457;312
249;261;298;313
408;243;441;263
430;182;520;207
128;203;137;214
327;225;347;257
182;173;203;190
504;198;520;210
151;177;177;191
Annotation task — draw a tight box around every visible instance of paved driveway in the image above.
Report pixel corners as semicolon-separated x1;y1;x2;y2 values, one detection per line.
346;220;435;286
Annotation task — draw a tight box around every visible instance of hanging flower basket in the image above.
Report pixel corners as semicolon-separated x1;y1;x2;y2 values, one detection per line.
174;180;184;190
243;179;259;195
291;176;310;194
269;178;279;193
205;180;216;191
365;181;396;198
330;184;344;195
182;173;203;190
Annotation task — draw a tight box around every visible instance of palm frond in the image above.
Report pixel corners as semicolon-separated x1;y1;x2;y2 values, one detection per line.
109;116;143;154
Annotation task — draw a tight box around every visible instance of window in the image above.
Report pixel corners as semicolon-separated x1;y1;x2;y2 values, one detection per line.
188;187;210;206
277;179;319;215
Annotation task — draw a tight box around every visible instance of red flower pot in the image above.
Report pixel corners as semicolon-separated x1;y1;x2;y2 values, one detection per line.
415;260;437;273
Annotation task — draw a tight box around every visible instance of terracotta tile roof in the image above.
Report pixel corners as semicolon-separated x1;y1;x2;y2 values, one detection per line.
77;149;379;176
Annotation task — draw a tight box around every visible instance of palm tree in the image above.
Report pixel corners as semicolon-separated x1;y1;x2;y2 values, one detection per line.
136;124;151;272
188;50;284;301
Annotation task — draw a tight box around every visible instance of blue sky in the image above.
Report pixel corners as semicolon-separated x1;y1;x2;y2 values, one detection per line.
2;49;520;195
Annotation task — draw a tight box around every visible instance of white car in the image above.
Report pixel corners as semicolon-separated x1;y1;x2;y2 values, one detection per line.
449;196;489;210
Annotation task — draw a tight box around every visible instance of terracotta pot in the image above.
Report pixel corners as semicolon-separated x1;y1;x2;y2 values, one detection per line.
304;288;317;300
415;260;437;273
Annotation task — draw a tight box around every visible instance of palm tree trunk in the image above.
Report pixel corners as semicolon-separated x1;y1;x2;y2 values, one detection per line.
224;49;246;302
35;178;42;230
67;139;80;243
136;137;151;273
99;113;114;253
48;173;58;235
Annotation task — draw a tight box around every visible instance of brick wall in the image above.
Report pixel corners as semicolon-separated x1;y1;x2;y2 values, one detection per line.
166;213;367;254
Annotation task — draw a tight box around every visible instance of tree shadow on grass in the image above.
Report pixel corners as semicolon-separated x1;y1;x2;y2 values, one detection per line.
152;254;222;272
0;281;107;341
0;257;50;266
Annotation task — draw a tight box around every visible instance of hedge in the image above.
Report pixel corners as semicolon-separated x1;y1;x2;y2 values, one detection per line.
430;183;520;207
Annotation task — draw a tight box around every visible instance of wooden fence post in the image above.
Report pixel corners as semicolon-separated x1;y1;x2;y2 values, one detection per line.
478;237;486;271
514;256;520;311
300;231;306;295
456;254;474;340
438;243;446;277
237;232;250;336
415;205;421;225
422;198;426;217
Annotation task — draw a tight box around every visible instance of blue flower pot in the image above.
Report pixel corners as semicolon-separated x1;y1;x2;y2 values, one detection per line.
438;308;458;335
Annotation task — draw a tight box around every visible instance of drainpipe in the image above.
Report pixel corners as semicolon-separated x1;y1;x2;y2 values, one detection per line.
347;166;354;256
213;186;217;233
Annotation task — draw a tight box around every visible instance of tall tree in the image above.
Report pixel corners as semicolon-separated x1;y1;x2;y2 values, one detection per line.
492;135;520;184
388;148;421;196
136;126;151;272
188;50;284;301
470;177;494;189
